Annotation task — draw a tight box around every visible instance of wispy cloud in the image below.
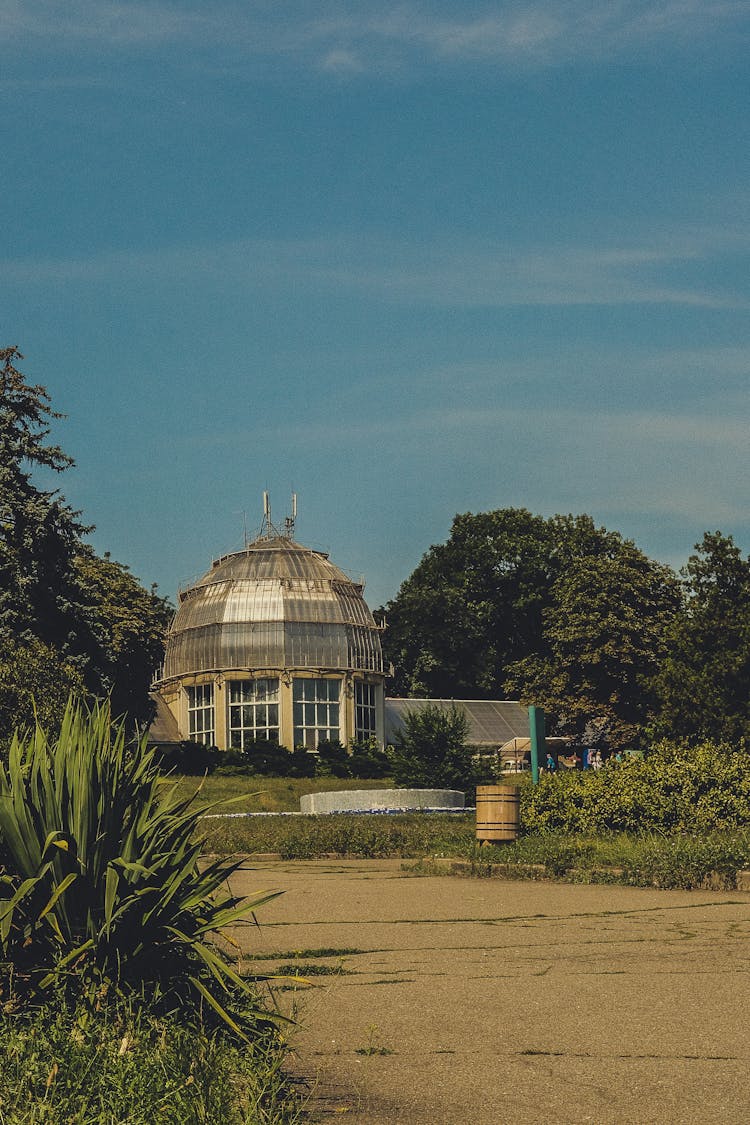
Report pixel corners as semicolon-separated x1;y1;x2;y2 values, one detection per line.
0;0;207;46
377;1;750;64
3;1;749;71
2;225;748;310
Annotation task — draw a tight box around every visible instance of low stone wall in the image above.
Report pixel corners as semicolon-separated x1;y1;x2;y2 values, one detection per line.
299;789;465;815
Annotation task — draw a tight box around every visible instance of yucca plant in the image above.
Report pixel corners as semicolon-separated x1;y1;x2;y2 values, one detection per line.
0;700;281;1036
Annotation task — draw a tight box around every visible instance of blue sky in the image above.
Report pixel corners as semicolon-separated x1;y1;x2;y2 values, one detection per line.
2;1;749;608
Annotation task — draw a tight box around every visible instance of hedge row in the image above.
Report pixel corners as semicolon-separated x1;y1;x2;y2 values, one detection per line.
521;741;750;833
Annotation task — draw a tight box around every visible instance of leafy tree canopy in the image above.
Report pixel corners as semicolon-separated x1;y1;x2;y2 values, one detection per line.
0;636;85;745
505;545;680;751
382;508;647;699
650;532;750;746
0;347;172;734
0;346;91;651
74;549;173;725
382;507;684;752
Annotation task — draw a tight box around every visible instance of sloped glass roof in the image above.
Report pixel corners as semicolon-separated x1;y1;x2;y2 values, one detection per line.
384;699;529;747
161;536;383;679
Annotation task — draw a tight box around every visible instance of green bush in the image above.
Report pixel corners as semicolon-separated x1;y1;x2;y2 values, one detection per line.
313;740;351;778
239;740;296;776
347;738;392;779
521;741;750;834
0;701;280;1035
388;704;474;790
153;739;220;775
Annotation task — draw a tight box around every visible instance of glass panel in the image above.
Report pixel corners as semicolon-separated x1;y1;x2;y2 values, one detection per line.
227;678;279;746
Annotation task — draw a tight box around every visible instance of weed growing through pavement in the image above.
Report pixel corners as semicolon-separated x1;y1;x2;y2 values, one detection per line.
355;1025;395;1057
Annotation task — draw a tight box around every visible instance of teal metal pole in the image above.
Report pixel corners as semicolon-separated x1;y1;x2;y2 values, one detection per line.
528;706;545;785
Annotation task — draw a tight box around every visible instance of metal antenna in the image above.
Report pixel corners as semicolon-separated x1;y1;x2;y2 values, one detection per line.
284;492;297;538
261;491;273;538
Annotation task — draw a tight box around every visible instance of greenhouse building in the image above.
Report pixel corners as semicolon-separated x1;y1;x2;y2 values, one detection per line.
151;525;386;752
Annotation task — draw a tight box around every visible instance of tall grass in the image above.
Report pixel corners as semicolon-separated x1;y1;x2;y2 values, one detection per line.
0;992;302;1124
429;830;750;889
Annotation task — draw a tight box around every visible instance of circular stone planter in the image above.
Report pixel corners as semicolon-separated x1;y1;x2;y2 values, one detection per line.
299;789;465;814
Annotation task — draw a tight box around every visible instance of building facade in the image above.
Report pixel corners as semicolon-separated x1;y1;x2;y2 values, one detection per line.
152;532;386;751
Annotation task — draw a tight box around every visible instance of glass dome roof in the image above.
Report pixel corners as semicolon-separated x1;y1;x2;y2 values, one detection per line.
162;536;384;679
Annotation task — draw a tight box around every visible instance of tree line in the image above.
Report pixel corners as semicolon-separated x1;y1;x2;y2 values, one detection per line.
0;347;172;741
4;346;749;754
381;510;750;751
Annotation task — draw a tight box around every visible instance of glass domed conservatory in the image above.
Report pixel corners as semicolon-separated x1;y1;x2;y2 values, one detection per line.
152;526;385;752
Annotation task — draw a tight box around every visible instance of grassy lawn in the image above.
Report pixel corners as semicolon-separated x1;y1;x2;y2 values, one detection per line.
202;809;475;858
159;772;750;890
165;773;395;814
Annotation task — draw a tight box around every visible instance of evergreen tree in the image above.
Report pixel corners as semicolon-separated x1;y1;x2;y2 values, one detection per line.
388;704;473;790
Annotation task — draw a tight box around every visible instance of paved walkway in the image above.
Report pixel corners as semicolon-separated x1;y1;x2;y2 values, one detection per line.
229;860;750;1124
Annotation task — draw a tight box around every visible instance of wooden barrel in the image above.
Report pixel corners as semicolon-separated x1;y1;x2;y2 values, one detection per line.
475;784;520;843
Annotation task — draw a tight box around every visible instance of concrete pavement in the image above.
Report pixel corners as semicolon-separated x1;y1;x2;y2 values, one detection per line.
229;859;750;1124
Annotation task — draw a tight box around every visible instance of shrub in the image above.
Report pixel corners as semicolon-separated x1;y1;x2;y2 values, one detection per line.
240;740;295;776
314;740;351;778
347;738;392;779
212;744;318;779
388;704;474;791
521;740;750;834
153;739;220;775
0;701;280;1035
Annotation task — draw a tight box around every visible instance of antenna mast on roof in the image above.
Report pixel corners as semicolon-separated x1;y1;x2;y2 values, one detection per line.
258;491;297;540
259;491;272;539
284;492;297;539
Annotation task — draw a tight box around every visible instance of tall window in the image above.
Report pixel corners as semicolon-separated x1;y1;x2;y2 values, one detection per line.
228;679;279;748
355;682;377;741
187;683;214;745
293;678;340;749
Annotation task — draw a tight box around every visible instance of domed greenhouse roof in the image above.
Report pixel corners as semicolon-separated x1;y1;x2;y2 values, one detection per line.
161;536;383;680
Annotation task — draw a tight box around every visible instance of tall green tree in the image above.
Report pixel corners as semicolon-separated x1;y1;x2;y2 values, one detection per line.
0;347;171;732
651;532;750;745
382;508;638;699
74;550;173;726
0;347;90;651
505;546;680;751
